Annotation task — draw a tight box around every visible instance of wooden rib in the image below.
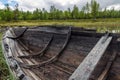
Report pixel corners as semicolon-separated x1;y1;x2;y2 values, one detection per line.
98;50;117;80
7;29;41;80
18;35;53;58
21;27;71;69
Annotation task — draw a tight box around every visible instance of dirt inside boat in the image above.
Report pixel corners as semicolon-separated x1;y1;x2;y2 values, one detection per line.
2;26;120;80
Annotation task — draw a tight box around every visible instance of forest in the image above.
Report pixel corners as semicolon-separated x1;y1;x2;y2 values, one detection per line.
0;0;120;21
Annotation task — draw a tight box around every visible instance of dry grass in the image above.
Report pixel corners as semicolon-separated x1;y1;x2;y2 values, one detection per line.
0;18;120;32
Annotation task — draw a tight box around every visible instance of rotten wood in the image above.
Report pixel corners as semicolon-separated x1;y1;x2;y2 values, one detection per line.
2;26;120;80
69;35;112;80
98;50;117;80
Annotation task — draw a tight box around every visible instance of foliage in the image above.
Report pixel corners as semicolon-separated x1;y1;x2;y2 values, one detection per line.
0;1;120;21
90;0;100;19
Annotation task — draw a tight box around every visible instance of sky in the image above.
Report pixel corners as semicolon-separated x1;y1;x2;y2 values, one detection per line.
0;0;120;11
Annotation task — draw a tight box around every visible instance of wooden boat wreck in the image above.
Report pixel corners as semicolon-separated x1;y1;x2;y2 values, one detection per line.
2;26;120;80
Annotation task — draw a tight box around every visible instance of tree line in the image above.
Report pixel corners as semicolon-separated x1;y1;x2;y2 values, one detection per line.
0;0;120;21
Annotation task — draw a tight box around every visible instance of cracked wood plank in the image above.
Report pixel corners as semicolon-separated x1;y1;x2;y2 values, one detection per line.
69;36;112;80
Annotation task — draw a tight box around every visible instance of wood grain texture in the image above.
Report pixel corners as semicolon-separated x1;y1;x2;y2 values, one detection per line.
69;36;112;80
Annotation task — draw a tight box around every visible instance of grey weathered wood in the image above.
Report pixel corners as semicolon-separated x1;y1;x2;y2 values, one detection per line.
69;36;112;80
2;28;41;80
98;50;117;80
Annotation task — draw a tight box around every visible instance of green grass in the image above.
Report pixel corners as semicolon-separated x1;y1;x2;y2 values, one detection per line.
0;18;120;79
0;18;120;32
0;33;14;80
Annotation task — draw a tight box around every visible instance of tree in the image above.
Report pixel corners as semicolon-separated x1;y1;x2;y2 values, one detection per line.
4;4;13;21
85;2;90;13
85;2;91;18
0;1;120;21
13;3;19;21
72;5;79;19
33;8;40;20
64;10;70;19
67;8;72;19
50;5;56;19
55;9;61;19
90;0;100;19
42;8;49;20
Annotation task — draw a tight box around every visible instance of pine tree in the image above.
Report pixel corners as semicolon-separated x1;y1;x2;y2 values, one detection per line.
72;5;79;19
90;0;100;20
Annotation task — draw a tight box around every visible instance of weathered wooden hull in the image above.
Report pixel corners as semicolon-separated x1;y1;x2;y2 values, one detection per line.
2;26;120;80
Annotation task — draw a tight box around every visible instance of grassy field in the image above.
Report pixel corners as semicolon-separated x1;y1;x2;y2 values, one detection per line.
0;18;120;79
0;18;120;32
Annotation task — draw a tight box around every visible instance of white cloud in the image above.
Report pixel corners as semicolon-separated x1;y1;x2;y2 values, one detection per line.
0;0;120;11
51;0;79;6
0;1;5;9
47;0;90;10
106;4;120;10
15;0;49;11
10;0;91;11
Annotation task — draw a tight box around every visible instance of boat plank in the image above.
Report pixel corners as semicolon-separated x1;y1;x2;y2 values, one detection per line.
69;36;112;80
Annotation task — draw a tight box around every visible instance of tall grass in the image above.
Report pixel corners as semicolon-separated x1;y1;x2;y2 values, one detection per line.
0;33;14;80
0;18;120;33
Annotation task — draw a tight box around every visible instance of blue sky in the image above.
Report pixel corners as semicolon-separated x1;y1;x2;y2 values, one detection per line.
0;0;18;9
0;0;8;4
0;0;120;11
